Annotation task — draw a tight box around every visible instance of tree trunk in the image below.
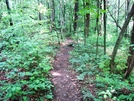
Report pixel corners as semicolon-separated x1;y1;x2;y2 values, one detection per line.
99;0;103;36
63;1;66;32
51;0;55;23
125;16;134;78
83;0;90;45
69;4;73;33
59;0;64;34
126;0;130;18
96;0;100;55
5;0;13;26
103;0;106;54
110;4;134;73
116;0;120;33
49;0;55;31
73;0;79;32
38;0;42;20
125;0;130;36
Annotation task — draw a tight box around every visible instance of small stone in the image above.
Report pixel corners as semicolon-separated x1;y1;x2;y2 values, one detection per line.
66;75;69;78
63;93;68;97
70;85;74;89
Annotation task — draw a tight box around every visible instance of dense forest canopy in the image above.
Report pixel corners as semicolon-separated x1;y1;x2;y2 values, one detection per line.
0;0;134;101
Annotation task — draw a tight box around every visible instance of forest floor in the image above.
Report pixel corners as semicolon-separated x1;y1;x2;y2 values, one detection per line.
50;38;83;101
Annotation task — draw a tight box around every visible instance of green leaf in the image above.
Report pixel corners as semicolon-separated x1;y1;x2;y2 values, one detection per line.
77;74;85;80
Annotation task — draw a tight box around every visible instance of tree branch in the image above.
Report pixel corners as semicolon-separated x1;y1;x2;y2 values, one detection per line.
108;9;122;30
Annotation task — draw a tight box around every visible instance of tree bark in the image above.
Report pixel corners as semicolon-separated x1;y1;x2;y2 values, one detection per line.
51;0;55;22
103;0;106;54
5;0;13;26
125;16;134;78
49;0;55;31
38;0;42;20
96;0;100;55
59;0;64;33
125;0;131;35
110;3;134;73
73;0;79;32
83;0;90;45
69;4;73;33
116;0;120;33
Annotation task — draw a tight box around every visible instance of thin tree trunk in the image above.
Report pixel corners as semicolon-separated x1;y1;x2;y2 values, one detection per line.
84;0;90;45
60;0;63;34
98;0;102;36
51;0;55;22
63;0;66;30
126;0;130;18
73;0;79;32
49;0;55;31
85;12;90;37
69;4;73;33
103;0;106;54
38;0;42;20
96;0;100;55
125;16;134;78
5;0;13;26
46;0;50;20
110;4;134;73
125;0;130;35
116;0;120;33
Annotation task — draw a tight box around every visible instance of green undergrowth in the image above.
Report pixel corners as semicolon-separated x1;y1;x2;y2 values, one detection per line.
70;43;134;101
0;2;59;100
0;28;57;100
0;28;57;101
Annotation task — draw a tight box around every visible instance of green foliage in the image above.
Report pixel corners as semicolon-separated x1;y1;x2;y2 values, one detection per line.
0;1;57;100
82;88;95;101
70;44;98;76
0;0;133;100
70;36;134;101
115;55;127;73
96;73;134;101
98;88;117;100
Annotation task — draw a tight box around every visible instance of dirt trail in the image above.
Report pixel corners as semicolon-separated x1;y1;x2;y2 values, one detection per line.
51;38;83;101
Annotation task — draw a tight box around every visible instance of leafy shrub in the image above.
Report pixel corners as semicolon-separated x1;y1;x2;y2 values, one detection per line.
96;73;134;101
82;88;95;101
70;44;98;76
0;31;54;100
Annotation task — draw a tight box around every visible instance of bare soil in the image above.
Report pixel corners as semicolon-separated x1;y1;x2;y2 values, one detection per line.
51;38;83;101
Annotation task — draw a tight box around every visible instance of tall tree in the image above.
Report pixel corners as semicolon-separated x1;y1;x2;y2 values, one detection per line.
83;0;90;45
73;0;79;32
116;0;120;33
49;0;55;31
69;3;73;33
126;0;130;17
125;16;134;78
110;4;134;73
59;0;64;33
38;0;42;20
125;0;130;34
96;0;100;55
63;0;66;29
51;0;55;23
5;0;13;26
103;0;106;54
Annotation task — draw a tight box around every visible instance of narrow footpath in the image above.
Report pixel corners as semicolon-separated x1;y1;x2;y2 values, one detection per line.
51;38;83;101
